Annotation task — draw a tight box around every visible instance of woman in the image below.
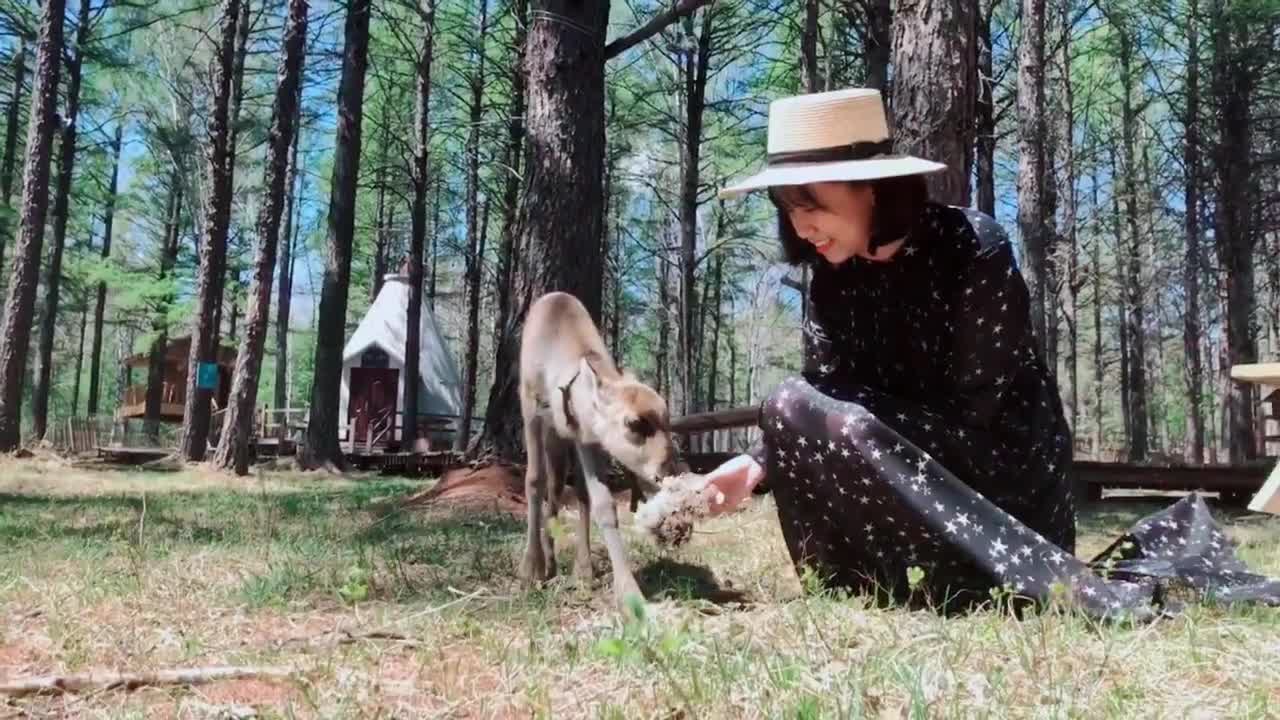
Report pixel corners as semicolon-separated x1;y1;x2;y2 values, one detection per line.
701;88;1278;617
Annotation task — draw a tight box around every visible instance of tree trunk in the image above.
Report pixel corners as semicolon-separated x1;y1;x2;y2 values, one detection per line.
657;251;671;397
1118;20;1148;462
179;0;242;461
975;0;995;216
0;0;64;451
87;125;122;417
707;252;723;451
0;37;26;281
678;7;712;417
370;138;389;303
1183;0;1204;464
456;0;489;453
801;0;821;92
492;0;527;365
475;0;609;460
31;0;91;440
274;96;303;413
459;198;488;451
1057;0;1077;434
403;0;436;452
72;300;87;417
145;178;183;441
1016;0;1048;353
1211;1;1257;464
300;0;371;470
215;0;307;475
1092;161;1103;455
889;0;975;206
864;0;891;96
429;181;440;310
1111;147;1131;449
213;0;253;353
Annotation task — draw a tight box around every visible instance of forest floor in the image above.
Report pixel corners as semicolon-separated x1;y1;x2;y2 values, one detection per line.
1;455;1278;719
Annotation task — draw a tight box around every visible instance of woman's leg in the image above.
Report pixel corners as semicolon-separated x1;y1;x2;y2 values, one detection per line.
757;375;1076;608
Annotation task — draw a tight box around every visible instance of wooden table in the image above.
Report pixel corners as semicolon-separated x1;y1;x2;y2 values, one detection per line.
1230;363;1280;514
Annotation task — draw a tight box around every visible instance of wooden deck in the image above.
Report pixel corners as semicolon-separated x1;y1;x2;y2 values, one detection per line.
96;446;174;464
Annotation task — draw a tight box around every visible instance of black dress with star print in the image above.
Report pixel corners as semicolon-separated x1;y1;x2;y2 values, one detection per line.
746;202;1279;619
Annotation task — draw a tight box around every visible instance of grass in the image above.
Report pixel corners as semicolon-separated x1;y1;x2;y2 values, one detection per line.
1;455;1278;718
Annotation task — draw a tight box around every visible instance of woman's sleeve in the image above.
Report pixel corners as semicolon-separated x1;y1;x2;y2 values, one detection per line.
949;213;1035;429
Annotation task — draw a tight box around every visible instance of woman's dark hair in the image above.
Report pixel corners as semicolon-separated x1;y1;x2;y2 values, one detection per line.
769;174;930;266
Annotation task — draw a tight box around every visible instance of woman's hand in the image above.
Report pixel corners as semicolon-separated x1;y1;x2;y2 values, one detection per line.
700;454;765;515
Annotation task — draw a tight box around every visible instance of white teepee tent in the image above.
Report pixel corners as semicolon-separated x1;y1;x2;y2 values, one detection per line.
338;272;463;444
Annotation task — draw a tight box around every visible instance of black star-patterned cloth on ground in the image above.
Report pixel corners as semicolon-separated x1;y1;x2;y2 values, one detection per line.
745;202;1279;621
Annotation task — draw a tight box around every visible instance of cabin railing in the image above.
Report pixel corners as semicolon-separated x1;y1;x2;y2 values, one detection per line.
121;381;186;409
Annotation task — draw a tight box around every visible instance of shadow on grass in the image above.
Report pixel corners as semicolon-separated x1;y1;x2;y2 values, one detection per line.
636;557;749;604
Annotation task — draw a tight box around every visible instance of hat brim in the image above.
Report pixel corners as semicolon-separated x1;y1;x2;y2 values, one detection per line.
717;156;948;199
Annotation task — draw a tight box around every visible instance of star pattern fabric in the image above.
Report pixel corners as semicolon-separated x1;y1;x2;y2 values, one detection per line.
744;202;1279;620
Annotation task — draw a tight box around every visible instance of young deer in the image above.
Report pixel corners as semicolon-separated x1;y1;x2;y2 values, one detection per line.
518;291;681;612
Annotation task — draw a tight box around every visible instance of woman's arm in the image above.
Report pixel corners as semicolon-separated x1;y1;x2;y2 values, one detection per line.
949;214;1035;429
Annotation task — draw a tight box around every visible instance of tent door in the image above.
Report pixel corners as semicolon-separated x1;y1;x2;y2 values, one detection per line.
349;367;400;446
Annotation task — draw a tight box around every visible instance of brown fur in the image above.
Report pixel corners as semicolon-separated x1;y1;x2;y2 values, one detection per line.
517;291;682;614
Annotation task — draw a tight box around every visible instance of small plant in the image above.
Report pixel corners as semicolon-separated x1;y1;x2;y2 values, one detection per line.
337;561;372;605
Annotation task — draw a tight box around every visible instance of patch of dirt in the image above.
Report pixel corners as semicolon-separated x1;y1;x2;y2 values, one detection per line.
399;462;640;518
401;463;530;517
197;676;303;707
0;640;42;675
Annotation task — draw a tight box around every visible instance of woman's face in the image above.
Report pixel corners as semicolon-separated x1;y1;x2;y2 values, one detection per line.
776;181;899;265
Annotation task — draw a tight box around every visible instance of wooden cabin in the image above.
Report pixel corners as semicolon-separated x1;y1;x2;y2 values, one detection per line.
117;335;235;421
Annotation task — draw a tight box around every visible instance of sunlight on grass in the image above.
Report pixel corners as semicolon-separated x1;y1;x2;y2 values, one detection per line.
0;460;1277;717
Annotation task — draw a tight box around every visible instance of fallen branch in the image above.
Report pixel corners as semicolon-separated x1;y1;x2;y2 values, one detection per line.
0;665;297;698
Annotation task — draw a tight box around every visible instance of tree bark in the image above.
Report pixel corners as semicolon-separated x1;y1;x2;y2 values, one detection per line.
975;0;995;216
1092;159;1103;455
32;0;92;440
707;252;723;450
801;0;821;92
145;178;184;441
215;0;253;350
215;0;307;474
72;300;87;417
456;0;489;453
0;0;64;451
678;7;712;417
865;0;891;95
179;0;242;461
274;90;304;413
403;0;436;452
1210;0;1257;464
1117;19;1148;461
1183;0;1205;464
1057;0;1077;434
87;125;122;417
889;0;975;206
475;0;610;460
300;0;371;470
0;37;26;280
491;0;527;370
1016;0;1048;352
459;198;488;451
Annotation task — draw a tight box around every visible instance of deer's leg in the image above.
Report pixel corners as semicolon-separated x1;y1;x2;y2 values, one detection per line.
572;454;594;585
519;414;552;584
577;444;644;612
539;429;568;578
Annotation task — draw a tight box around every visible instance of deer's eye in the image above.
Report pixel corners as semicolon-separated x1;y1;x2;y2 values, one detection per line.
626;417;654;439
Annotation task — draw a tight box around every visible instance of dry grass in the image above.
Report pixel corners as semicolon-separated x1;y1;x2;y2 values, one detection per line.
0;459;1277;719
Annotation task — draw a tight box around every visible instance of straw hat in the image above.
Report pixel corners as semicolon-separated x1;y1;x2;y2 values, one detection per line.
718;88;947;199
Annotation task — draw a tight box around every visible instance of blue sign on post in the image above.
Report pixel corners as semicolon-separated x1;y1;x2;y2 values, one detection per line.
196;362;219;391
